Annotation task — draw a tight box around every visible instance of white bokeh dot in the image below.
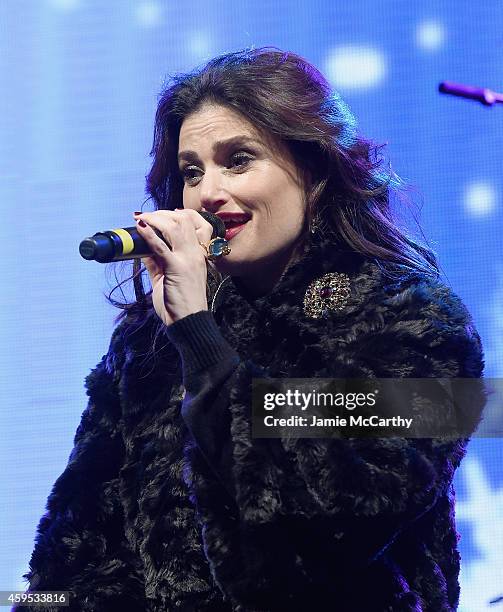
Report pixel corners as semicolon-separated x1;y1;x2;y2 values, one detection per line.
416;20;446;51
324;46;387;90
135;1;162;27
464;181;498;217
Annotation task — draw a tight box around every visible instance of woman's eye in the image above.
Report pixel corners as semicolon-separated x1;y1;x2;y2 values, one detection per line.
229;152;253;169
181;166;202;185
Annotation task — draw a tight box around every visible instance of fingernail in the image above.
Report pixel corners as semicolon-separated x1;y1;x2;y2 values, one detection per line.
133;211;142;216
137;219;147;228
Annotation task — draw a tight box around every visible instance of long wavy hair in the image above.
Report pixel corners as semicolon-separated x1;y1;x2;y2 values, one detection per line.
110;47;438;322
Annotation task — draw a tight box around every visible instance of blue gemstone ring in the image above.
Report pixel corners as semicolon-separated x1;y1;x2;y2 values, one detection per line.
199;237;231;261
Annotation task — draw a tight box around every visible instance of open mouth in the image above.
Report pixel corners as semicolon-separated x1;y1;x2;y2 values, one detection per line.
224;220;249;241
223;219;246;229
216;213;251;240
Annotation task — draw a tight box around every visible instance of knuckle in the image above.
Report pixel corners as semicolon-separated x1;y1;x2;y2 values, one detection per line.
184;209;202;223
159;210;174;219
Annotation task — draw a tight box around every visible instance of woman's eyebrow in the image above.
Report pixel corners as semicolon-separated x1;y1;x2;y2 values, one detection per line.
178;135;261;164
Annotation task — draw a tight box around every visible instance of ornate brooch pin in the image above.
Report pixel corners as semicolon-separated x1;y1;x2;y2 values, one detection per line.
303;272;351;319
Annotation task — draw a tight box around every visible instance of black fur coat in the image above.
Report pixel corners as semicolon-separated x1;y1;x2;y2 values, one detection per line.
19;235;485;612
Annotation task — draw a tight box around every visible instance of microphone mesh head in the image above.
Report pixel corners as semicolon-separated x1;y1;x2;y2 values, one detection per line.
198;211;226;238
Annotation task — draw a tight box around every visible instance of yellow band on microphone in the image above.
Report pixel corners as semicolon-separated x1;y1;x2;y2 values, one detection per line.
112;228;135;255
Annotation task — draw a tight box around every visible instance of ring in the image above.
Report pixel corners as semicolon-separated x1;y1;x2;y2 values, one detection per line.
199;237;231;261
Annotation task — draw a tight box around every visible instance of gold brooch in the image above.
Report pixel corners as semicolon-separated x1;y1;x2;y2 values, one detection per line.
303;272;351;319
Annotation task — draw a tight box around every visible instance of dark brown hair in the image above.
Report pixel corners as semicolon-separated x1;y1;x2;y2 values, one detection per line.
110;47;438;321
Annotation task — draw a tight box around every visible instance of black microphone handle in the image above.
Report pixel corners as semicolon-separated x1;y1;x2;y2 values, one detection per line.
79;211;226;263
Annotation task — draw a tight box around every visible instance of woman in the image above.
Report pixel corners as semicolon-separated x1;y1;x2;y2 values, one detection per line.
20;49;485;611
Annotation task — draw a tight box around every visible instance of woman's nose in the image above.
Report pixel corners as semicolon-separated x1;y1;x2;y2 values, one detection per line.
199;171;228;213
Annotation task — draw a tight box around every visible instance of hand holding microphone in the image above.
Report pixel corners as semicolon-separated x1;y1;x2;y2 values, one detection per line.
79;210;228;262
79;209;231;327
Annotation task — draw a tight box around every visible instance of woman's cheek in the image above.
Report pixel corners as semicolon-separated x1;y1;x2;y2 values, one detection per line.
182;189;198;210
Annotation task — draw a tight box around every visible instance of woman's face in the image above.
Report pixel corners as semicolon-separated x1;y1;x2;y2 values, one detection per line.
178;103;307;294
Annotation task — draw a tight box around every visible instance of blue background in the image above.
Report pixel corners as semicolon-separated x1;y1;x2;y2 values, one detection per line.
1;1;502;609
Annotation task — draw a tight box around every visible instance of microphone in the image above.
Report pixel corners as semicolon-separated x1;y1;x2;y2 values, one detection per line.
438;81;503;106
79;211;226;263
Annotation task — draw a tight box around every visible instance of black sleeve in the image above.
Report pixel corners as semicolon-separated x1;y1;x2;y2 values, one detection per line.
164;310;240;497
15;328;147;612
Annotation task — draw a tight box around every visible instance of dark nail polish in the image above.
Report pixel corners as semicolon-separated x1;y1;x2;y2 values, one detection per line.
133;211;142;216
137;219;147;228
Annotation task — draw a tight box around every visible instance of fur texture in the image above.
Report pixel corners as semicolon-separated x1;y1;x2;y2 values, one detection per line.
19;235;485;611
